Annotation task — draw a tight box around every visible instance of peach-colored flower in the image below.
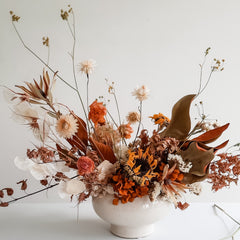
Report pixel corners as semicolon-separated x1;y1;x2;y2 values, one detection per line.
88;100;107;127
77;156;95;175
56;114;78;139
118;123;133;139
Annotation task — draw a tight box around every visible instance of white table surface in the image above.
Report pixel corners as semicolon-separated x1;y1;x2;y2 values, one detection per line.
0;201;239;240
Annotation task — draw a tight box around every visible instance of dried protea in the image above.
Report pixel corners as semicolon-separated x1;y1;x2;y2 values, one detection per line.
15;69;56;106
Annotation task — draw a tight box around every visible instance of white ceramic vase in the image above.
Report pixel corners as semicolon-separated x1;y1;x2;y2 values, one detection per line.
92;194;171;239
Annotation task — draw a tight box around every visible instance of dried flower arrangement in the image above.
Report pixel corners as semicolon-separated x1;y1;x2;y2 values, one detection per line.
1;7;240;212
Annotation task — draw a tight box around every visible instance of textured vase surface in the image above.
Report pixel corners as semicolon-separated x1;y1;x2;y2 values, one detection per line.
92;194;171;239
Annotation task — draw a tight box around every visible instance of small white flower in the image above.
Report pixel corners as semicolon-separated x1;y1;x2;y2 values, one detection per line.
168;153;192;173
58;179;86;199
29;163;56;180
14;156;34;171
78;59;96;75
132;85;150;101
97;160;115;181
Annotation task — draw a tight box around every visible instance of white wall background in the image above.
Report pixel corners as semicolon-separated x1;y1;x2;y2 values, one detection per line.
0;0;240;203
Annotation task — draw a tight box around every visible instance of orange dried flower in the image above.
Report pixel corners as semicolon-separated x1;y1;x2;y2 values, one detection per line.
88;100;107;127
77;156;95;175
150;113;170;126
112;198;119;205
111;171;149;205
118;123;133;139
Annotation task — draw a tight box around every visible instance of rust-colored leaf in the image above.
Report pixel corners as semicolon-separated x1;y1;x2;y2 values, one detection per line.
17;179;28;191
3;188;14;196
191;123;230;144
213;140;229;153
160;94;195;140
89;137;117;163
177;202;189;210
0;190;4;198
0;202;9;207
67;115;88;153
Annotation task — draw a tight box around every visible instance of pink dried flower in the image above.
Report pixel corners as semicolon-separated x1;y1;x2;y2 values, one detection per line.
77;156;95;175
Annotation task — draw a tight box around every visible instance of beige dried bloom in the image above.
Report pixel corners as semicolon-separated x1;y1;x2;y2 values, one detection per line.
132;85;149;101
126;111;140;124
56;114;78;139
94;123;121;147
78;60;96;75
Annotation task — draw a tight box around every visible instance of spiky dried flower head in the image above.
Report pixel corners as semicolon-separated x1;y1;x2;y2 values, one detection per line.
118;123;133;139
132;85;149;101
126;111;140;124
15;69;56;105
56;114;78;139
78;59;96;75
